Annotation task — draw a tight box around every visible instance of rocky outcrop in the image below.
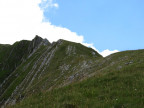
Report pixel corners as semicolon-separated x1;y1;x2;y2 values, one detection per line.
28;35;51;54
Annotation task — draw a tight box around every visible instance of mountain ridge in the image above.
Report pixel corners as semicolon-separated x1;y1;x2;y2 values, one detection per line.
0;36;144;108
0;36;102;107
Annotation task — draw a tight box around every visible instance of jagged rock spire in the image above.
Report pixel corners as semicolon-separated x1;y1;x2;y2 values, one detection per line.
28;35;51;53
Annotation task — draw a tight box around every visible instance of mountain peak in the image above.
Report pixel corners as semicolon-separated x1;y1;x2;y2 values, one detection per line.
34;35;43;40
33;35;51;46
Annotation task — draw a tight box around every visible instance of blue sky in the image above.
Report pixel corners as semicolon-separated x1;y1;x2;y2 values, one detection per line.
42;0;144;52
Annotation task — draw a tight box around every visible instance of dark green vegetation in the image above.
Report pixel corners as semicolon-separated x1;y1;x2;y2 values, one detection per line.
0;41;30;83
0;36;144;108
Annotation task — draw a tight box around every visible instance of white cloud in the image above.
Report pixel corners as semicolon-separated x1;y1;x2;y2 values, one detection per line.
0;0;82;44
40;0;59;10
0;0;118;57
82;43;119;57
100;49;119;57
53;3;59;8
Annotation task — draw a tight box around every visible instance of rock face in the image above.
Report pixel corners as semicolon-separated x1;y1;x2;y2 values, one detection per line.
0;36;102;107
28;35;51;54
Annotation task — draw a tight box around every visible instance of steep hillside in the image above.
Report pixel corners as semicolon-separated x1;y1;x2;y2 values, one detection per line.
0;36;50;84
0;36;102;107
1;36;144;108
0;41;30;83
10;49;144;108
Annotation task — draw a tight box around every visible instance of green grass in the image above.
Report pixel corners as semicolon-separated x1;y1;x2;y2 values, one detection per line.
0;45;47;101
11;50;144;108
0;40;31;83
23;40;102;92
12;63;144;108
1;38;144;108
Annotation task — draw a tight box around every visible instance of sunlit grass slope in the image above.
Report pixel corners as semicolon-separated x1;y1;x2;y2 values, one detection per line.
12;50;144;108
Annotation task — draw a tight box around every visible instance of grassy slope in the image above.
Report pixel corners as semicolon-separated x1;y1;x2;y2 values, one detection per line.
12;50;144;108
26;40;102;92
0;39;102;106
0;40;31;84
0;36;48;104
0;45;47;102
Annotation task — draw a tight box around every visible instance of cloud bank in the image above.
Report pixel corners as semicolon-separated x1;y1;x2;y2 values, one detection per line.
0;0;83;44
100;49;119;57
0;0;118;57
